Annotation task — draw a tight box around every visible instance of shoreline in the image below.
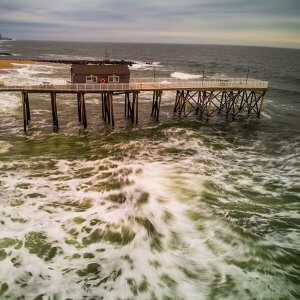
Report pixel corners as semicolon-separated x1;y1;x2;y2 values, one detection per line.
0;59;35;74
0;59;35;68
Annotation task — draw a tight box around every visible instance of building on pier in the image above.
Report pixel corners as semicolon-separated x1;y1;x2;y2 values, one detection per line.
71;64;130;84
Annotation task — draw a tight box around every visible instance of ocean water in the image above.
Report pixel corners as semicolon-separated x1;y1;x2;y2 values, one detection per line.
0;41;299;299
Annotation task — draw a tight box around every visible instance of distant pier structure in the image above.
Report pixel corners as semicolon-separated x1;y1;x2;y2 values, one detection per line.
0;75;268;131
0;34;12;40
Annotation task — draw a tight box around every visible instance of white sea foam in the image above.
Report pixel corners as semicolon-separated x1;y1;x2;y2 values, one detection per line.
0;122;298;299
0;141;12;153
130;61;163;71
0;56;297;299
0;157;212;299
261;111;271;119
210;72;227;79
170;72;202;80
41;53;98;61
4;63;69;85
0;93;21;113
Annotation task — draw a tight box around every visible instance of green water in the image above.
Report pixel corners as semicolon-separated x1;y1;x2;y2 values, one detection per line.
0;61;299;299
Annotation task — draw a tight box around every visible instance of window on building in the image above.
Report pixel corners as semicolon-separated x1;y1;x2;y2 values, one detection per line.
86;75;97;83
108;75;120;83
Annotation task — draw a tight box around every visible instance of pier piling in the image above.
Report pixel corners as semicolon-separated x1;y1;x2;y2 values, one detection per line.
77;93;82;122
50;92;59;130
22;92;27;131
80;93;87;128
109;92;114;127
24;92;31;124
151;90;162;121
22;92;31;131
124;92;138;124
101;92;114;126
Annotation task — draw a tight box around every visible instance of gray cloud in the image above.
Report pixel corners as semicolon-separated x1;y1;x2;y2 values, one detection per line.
0;0;299;48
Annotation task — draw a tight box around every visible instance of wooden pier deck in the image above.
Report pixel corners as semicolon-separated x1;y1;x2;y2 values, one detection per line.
0;77;268;130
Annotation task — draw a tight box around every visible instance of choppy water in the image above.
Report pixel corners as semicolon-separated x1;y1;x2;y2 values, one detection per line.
0;41;299;299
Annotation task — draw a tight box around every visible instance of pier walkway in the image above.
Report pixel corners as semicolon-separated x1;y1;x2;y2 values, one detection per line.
0;77;268;130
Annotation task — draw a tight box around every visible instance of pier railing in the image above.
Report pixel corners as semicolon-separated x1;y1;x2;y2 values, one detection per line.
0;78;268;92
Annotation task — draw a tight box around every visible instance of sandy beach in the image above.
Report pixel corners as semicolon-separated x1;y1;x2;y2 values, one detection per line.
0;59;34;73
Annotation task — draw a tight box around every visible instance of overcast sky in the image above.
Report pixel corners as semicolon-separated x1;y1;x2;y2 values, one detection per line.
0;0;299;48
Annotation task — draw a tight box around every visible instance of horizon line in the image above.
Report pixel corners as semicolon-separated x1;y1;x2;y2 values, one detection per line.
5;39;300;51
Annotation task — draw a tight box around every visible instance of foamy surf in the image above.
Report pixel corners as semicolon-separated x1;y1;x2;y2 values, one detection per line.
0;42;299;300
0;141;12;153
130;61;163;71
1;125;297;299
3;63;69;85
41;53;98;61
0;156;216;299
170;72;202;80
0;93;21;114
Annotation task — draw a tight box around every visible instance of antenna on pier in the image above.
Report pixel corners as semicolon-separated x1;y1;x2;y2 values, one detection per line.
105;49;110;61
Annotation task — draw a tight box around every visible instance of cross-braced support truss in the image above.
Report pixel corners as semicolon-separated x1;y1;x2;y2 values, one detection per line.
125;91;139;124
151;90;162;121
173;90;266;120
101;92;114;126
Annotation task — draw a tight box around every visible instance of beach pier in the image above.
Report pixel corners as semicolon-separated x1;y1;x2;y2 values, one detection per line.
0;78;268;131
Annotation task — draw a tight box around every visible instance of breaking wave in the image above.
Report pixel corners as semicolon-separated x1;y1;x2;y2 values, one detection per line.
170;72;202;80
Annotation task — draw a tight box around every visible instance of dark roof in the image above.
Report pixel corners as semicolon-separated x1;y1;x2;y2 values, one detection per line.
71;64;130;75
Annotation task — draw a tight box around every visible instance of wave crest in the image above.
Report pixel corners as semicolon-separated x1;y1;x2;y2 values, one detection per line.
170;72;202;80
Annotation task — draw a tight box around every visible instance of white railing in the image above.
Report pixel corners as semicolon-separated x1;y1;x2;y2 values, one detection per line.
0;77;268;92
130;77;262;83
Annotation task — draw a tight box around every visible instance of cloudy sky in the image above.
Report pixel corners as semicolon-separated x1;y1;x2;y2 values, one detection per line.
0;0;299;48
